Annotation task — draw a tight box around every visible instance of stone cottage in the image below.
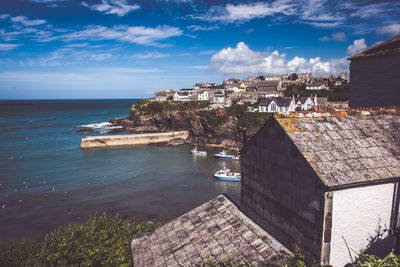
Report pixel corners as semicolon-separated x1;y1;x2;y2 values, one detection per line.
349;34;400;108
241;111;400;266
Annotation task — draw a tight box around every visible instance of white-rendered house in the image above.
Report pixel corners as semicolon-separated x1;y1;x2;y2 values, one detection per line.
295;96;317;110
197;90;209;101
241;113;400;266
258;97;295;113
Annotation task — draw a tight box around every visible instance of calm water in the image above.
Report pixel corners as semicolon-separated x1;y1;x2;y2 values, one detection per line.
0;100;240;241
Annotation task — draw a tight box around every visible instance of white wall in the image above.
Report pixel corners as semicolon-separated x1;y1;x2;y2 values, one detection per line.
330;183;394;266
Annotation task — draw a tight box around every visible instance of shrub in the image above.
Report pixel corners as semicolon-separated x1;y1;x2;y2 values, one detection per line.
38;213;159;266
0;239;41;267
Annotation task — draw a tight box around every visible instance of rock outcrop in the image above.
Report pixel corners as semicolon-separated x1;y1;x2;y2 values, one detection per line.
109;100;242;146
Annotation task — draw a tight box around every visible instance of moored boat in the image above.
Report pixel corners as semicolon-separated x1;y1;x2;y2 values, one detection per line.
214;167;241;181
191;146;207;155
213;150;239;160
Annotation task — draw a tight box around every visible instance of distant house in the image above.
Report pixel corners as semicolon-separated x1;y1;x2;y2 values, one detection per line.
241;112;400;266
154;89;174;101
306;83;327;90
348;34;400;108
197;89;209;101
173;88;194;101
294;96;317;110
258;97;295;113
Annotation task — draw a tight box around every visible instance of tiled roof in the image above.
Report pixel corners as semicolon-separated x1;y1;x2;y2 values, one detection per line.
131;195;292;266
275;113;400;188
349;34;400;59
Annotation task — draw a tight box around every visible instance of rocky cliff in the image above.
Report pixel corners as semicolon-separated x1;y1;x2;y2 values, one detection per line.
109;100;271;147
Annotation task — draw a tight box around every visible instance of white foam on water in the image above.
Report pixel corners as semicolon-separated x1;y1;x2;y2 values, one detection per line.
80;121;123;131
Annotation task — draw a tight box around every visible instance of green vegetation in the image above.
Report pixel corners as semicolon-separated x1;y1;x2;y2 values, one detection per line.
192;255;254;267
284;82;349;101
354;252;400;267
0;213;160;267
0;239;41;267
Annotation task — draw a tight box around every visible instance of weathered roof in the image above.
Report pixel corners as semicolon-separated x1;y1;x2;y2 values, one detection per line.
131;195;291;266
259;97;292;108
349;34;400;59
275;113;400;189
295;96;311;104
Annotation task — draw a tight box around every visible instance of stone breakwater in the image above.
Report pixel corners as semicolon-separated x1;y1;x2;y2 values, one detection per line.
80;131;189;148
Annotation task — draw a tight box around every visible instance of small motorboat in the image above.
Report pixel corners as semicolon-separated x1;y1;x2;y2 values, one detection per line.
214;167;241;181
191;146;207;155
213;150;239;160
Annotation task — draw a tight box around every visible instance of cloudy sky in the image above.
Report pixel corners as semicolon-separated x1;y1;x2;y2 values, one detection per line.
0;0;399;99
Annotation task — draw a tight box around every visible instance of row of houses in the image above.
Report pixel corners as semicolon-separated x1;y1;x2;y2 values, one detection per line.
258;95;317;113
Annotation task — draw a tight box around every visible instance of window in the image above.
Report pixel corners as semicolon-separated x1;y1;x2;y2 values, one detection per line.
271;102;277;112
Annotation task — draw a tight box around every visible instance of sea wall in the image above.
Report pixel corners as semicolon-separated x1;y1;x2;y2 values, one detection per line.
80;131;189;148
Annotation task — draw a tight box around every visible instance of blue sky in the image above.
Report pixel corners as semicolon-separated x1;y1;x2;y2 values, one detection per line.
0;0;399;99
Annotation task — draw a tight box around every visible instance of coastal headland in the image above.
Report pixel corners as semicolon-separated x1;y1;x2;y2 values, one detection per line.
106;99;272;148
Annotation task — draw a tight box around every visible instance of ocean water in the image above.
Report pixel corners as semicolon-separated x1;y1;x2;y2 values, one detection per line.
0;100;240;241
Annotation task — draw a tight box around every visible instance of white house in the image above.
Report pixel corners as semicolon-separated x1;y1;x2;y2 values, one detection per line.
306;83;328;90
173;89;193;101
258;97;295;113
197;90;209;101
294;95;317;110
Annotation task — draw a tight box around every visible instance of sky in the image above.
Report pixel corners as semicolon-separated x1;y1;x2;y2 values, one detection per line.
0;0;399;99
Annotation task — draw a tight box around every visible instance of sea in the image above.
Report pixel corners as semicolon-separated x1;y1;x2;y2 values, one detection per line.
0;100;240;241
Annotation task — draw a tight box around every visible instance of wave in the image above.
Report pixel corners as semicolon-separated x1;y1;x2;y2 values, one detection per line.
80;121;123;131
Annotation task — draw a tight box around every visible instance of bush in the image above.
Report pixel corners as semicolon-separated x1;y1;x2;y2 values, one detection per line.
355;252;400;267
0;239;41;267
38;213;160;266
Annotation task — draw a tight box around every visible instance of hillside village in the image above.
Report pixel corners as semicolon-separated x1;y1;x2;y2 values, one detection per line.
134;35;400;266
154;72;349;113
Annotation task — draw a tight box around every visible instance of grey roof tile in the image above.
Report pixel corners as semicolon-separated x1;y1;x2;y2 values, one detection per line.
132;195;292;266
276;114;400;188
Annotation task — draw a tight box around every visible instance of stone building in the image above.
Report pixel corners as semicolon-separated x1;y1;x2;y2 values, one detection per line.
349;34;400;108
240;111;400;266
131;195;292;266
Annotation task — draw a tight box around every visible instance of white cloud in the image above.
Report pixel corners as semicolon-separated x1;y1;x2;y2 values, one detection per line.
347;38;367;55
194;1;295;23
189;65;208;69
82;0;140;17
28;0;70;2
60;25;182;46
11;16;46;26
131;51;170;59
187;25;219;31
331;32;347;42
210;42;349;76
0;43;21;51
319;32;347;42
377;24;400;36
0;14;10;19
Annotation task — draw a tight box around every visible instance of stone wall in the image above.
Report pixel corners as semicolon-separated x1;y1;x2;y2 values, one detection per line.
80;131;189;148
240;118;326;261
350;54;400;108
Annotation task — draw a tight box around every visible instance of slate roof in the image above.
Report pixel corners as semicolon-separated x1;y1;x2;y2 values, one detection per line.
350;34;400;59
259;97;292;108
131;195;292;267
295;96;311;104
275;113;400;189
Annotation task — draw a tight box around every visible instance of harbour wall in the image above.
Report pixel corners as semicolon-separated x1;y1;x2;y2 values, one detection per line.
80;131;189;148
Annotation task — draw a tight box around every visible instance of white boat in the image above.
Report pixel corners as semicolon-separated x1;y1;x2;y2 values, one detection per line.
214;167;241;181
191;146;207;155
213;150;239;160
